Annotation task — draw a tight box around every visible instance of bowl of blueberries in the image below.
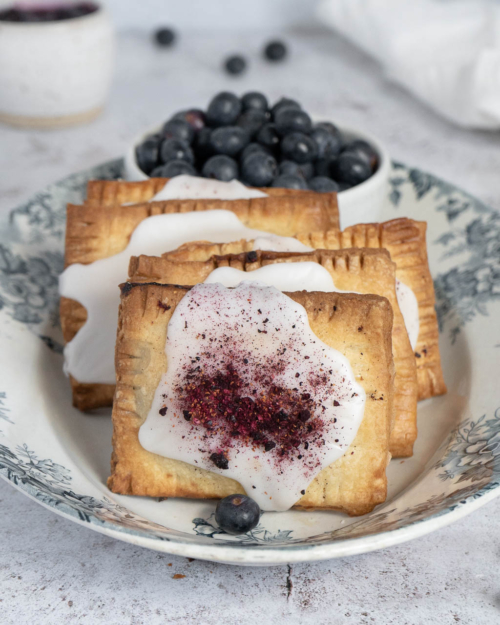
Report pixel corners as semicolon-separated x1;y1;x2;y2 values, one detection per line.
126;92;390;226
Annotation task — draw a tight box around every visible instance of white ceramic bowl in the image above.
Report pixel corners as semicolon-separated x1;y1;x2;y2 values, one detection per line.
0;4;115;128
125;121;390;229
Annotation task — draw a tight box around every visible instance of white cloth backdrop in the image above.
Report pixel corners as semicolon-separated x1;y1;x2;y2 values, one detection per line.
317;0;500;128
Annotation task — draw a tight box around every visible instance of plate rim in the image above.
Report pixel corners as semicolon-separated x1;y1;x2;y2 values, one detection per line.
2;469;498;565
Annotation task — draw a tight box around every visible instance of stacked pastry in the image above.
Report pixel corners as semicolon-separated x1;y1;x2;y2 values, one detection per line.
59;175;446;516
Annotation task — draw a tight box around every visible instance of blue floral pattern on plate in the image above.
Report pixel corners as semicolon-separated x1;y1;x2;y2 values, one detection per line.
0;159;498;562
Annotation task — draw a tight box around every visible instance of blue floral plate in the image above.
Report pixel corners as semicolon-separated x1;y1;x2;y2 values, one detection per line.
0;160;499;566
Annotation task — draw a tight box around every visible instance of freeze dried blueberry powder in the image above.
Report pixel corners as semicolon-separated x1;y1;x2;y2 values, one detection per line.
139;282;366;511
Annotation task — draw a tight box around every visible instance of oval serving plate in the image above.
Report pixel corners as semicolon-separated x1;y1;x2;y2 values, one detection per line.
0;159;499;566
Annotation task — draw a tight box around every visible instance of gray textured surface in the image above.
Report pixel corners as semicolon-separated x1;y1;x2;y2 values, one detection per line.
1;483;499;624
0;29;499;624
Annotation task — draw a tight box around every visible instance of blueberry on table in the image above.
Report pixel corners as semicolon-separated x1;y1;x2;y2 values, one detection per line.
264;40;288;62
308;176;340;193
237;109;269;139
255;123;280;151
310;125;342;160
172;109;206;132
135;137;160;175
209;126;249;157
275;108;312;136
215;494;261;535
271;97;301;119
154;27;176;47
206;92;242;127
342;139;379;171
240;142;273;163
241;92;269;112
241;152;278;187
202;155;239;181
281;132;318;164
161;118;194;144
279;160;313;181
331;153;372;186
151;160;196;178
272;174;308;190
160;138;194;164
224;55;247;76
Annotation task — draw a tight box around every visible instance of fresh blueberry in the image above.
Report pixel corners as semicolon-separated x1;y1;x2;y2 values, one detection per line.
275;108;312;136
161;118;194;144
206;92;242;127
279;160;313;181
342;139;378;171
272;174;308;190
315;158;334;178
315;121;342;137
310;125;342;160
331;153;372;186
151;160;196;178
202;155;239;181
241;92;269;112
215;494;261;535
256;123;280;152
224;55;247;76
154;27;176;47
135;137;160;175
281;132;318;164
338;182;352;192
194;127;213;163
237;109;268;139
160;138;194;164
264;40;288;62
240;142;273;163
172;109;206;132
241;152;278;187
308;176;340;193
209;126;249;157
271;97;301;119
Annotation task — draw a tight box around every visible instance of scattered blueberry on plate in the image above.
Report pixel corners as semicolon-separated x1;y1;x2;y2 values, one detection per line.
134;91;379;191
215;494;261;535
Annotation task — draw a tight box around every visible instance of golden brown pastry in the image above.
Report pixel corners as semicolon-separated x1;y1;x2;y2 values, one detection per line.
162;217;446;401
129;247;418;457
61;193;338;410
108;283;394;516
297;219;446;400
85;177;339;230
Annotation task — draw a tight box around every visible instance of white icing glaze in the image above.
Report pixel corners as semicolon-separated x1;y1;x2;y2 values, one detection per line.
139;282;366;511
59;210;312;385
396;279;420;350
150;175;268;202
253;236;313;253
204;263;344;293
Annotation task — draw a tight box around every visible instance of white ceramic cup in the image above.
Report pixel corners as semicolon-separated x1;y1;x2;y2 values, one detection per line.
125;122;390;229
0;4;115;128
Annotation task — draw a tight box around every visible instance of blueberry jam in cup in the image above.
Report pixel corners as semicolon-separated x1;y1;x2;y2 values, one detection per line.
0;2;114;128
0;3;98;22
